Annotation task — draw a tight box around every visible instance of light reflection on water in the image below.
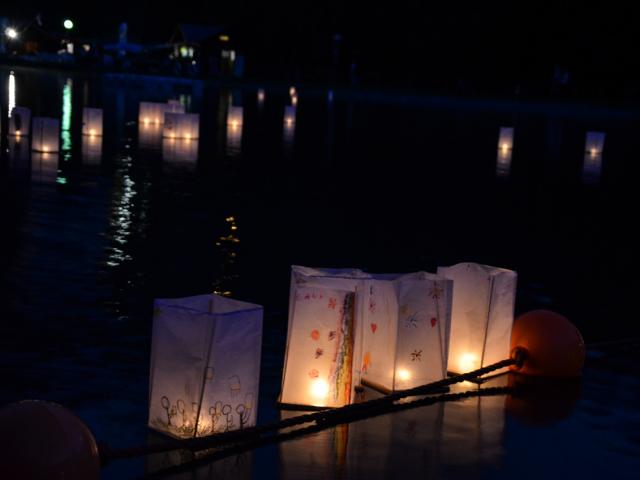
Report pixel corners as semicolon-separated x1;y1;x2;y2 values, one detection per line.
61;78;73;155
107;156;136;268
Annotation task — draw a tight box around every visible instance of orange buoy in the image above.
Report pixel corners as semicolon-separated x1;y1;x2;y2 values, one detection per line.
0;400;100;479
510;310;586;377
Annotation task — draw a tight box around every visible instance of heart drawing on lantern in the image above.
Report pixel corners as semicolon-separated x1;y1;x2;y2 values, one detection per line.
430;317;437;327
370;323;378;333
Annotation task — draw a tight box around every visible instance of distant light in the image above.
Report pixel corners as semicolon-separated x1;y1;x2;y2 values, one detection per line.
5;27;18;40
63;19;74;30
219;34;230;42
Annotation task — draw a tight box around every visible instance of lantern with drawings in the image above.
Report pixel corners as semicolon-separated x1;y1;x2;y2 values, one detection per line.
148;294;263;438
82;107;103;137
9;106;31;137
31;117;60;153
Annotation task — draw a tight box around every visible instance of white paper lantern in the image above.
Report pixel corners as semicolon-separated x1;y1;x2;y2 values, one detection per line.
82;135;102;165
31;152;59;184
139;101;185;125
437;263;517;375
360;272;453;393
166;100;185;113
9;106;31;136
31;117;60;153
82;107;103;136
284;105;296;127
162;137;198;167
163;113;200;140
497;127;514;151
280;266;370;408
585;131;605;156
227;106;243;129
139;122;163;149
148;294;263;439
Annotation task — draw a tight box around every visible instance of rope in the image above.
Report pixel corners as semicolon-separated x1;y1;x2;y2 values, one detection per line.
103;355;519;464
140;386;513;479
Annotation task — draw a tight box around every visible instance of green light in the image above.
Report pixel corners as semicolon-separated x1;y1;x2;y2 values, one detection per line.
63;19;74;30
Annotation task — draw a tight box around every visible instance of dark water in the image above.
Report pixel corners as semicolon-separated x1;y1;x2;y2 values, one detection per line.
0;66;638;479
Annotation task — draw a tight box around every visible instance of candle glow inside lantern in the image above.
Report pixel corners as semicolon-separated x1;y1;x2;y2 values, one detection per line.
162;137;198;167
82;107;103;137
284;105;296;127
280;266;369;408
437;262;517;375
163;113;200;140
9;106;31;136
227;106;243;130
148;294;263;439
31;117;60;153
497;127;514;151
360;272;453;393
585;131;605;157
139;101;185;125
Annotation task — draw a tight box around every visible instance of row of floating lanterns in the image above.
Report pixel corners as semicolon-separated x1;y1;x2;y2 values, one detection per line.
148;261;523;438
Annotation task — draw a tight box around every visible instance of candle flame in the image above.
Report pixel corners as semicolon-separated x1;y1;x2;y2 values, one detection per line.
311;379;329;398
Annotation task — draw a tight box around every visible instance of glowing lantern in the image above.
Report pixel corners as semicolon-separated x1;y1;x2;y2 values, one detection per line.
360;272;453;393
163;113;200;140
585;131;605;157
227;106;243;130
437;262;517;375
166;100;184;112
82;108;103;137
148;294;263;439
82;135;102;165
31;117;60;153
139;102;184;125
496;148;512;177
280;266;370;408
9;106;31;136
497;127;514;151
257;88;265;104
284;105;296;127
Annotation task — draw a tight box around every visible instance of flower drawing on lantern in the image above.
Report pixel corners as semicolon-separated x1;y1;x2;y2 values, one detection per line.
222;404;234;431
311;329;320;341
308;368;319;378
405;313;420;328
328;297;337;309
369;298;377;313
429;284;444;300
410;350;423;362
430;317;437;328
209;402;223;433
228;375;241;397
315;347;324;359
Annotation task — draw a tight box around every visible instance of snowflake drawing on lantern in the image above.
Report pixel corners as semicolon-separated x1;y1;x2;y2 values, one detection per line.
315;347;324;359
328;330;337;341
410;349;422;362
405;313;420;328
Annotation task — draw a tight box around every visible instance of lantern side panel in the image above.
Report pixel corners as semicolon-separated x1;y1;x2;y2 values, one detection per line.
360;280;399;392
148;302;216;439
82;108;103;136
438;263;494;374
281;285;356;408
482;270;517;368
9;106;31;136
196;307;263;436
393;279;450;390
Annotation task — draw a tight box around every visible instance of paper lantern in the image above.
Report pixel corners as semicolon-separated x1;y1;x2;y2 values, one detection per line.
227;106;243;129
139;122;163;149
31;117;60;153
9;106;31;136
166;100;185;112
163;113;200;140
585;131;605;157
82;135;102;166
283;106;296;150
82;108;103;136
360;272;453;393
497;127;514;151
31;152;59;184
280;266;369;408
162;137;198;168
437;262;517;375
284;105;296;127
139;101;185;125
226;125;242;156
148;294;263;439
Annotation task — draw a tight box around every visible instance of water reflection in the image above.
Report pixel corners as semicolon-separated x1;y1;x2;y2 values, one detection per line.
582;152;603;184
8;136;30;179
61;78;73;154
162;137;198;169
82;134;103;165
496;127;514;178
257;88;265;106
138;122;163;149
31;152;59;184
106;156;136;267
8;71;16;118
279;378;507;479
213;216;240;297
226;106;243;156
283;106;297;153
9;106;30;136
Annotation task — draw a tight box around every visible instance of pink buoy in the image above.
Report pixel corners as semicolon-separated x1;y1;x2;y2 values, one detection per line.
0;400;100;479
